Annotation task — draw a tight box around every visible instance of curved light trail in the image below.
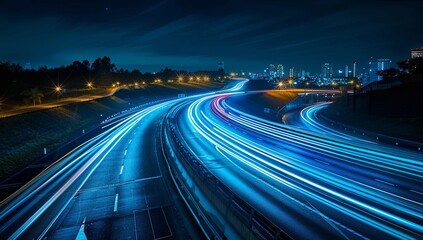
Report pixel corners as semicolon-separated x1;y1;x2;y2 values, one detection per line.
179;92;423;239
0;80;249;239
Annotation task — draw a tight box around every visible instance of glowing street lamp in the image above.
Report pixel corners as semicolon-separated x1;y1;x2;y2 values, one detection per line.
189;76;194;81
54;85;62;101
87;82;93;88
278;82;283;89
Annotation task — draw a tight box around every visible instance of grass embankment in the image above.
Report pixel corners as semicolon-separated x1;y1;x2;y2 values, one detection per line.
0;97;131;179
320;82;423;142
0;82;226;180
226;90;299;122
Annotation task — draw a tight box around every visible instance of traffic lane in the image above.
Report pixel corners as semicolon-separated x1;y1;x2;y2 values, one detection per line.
220;113;423;204
46;103;195;239
0;133;116;239
195;96;423;238
218;104;423;189
45;107;157;239
176;104;343;239
207;98;423;223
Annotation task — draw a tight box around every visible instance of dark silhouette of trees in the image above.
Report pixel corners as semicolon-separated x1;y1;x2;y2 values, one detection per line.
398;57;423;75
376;68;402;80
91;56;116;73
0;57;226;105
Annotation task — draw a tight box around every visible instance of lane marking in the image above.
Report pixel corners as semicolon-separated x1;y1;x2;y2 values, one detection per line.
147;209;156;239
129;139;132;144
410;189;423;196
75;217;87;240
161;207;173;238
120;165;124;175
124;150;127;156
114;194;119;212
133;212;138;240
375;179;396;187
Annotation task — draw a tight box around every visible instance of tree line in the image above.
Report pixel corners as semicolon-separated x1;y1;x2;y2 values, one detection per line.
0;56;225;106
377;57;423;82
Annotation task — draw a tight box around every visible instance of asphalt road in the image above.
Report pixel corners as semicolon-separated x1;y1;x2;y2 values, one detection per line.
3;81;420;239
0;80;247;239
0;99;204;239
174;92;423;239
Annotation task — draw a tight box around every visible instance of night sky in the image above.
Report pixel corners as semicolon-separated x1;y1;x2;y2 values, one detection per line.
1;0;422;73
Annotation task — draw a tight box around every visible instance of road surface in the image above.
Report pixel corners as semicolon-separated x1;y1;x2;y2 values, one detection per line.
173;91;423;239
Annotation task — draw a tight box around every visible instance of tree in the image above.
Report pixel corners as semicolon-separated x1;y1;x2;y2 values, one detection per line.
397;58;423;75
20;88;44;106
376;68;402;80
91;56;116;73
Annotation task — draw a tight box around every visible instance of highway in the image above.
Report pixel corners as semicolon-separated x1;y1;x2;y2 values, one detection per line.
1;81;422;239
0;97;208;239
174;91;423;239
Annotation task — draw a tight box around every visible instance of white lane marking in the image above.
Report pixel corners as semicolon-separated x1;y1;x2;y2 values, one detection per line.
133;212;138;240
375;179;396;187
129;139;132;144
114;194;119;212
160;207;173;238
147;209;156;239
410;189;423;196
120;165;124;175
75;217;88;240
124;150;127;156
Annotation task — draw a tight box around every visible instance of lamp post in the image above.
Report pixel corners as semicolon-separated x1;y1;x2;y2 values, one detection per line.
55;86;62;101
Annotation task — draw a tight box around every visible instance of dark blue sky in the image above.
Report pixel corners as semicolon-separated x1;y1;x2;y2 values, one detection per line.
1;0;422;73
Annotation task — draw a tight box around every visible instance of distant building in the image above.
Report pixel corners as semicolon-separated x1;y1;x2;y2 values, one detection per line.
289;67;295;78
269;64;276;78
367;58;392;85
411;48;423;59
353;62;357;78
345;65;349;78
276;64;283;78
321;63;332;78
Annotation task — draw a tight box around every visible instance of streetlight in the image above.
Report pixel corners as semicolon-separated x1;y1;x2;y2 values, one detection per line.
278;82;283;90
87;82;93;89
288;79;293;88
55;86;62;101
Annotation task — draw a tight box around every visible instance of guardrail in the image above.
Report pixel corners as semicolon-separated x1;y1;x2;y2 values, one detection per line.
162;106;291;240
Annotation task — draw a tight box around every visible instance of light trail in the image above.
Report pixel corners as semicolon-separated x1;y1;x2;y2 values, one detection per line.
182;92;423;239
0;79;249;239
